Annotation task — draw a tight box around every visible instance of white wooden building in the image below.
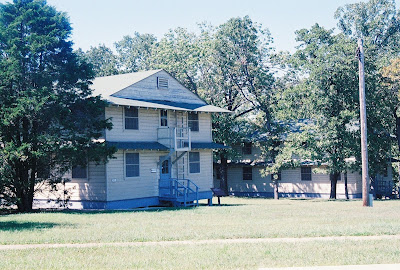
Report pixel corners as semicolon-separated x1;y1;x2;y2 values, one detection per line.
214;143;393;199
34;69;229;209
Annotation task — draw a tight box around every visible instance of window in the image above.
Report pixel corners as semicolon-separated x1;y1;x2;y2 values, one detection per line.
72;165;87;179
189;152;200;173
125;107;138;130
157;77;169;89
161;159;169;174
160;110;168;127
126;153;139;177
242;142;252;155
301;166;312;181
188;112;199;132
243;167;253;181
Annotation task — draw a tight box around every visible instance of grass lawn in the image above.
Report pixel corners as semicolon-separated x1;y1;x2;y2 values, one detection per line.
1;197;400;269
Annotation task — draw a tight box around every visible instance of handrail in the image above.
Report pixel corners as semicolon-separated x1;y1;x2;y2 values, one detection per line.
160;178;199;206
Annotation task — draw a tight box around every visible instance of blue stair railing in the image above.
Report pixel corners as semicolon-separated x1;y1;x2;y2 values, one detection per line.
159;178;199;207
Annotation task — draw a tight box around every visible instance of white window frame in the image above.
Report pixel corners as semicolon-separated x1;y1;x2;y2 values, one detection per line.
160;109;168;127
301;166;312;181
124;152;140;178
124;107;139;130
189;152;200;174
188;112;199;132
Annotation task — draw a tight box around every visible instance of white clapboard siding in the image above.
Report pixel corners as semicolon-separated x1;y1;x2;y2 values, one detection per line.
223;165;362;195
105;107;159;142
190;113;212;142
186;150;213;191
231;145;263;162
105;107;212;143
106;150;161;201
226;166;273;193
35;162;107;202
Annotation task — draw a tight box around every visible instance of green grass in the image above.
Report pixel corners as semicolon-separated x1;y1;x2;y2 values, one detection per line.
1;198;400;245
1;240;400;269
1;198;400;269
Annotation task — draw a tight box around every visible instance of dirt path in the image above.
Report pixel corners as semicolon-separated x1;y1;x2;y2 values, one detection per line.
261;264;400;270
1;234;400;250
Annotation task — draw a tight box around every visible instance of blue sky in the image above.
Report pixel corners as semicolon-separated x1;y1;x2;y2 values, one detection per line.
4;0;400;52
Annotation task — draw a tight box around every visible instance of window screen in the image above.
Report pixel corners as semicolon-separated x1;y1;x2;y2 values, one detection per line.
189;152;200;173
188;112;199;132
301;166;312;181
126;153;139;177
125;107;138;130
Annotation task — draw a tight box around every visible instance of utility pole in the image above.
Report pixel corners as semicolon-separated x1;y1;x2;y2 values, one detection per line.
357;38;371;207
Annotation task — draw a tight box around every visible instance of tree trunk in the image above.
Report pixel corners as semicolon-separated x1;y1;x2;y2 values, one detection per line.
15;163;34;213
329;172;339;199
220;156;229;195
344;172;349;200
273;180;279;200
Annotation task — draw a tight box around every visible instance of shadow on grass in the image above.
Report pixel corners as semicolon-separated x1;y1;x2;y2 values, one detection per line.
0;221;60;231
32;203;245;215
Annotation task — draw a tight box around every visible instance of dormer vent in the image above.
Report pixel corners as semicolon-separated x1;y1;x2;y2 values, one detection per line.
157;77;169;89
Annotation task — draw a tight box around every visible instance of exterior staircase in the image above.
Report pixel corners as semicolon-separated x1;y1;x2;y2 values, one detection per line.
159;178;199;207
157;111;199;207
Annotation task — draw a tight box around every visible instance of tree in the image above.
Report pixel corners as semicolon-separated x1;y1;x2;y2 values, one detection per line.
382;58;400;153
81;45;120;77
335;0;400;179
278;24;361;199
115;32;156;73
150;28;200;93
0;0;114;212
198;16;276;194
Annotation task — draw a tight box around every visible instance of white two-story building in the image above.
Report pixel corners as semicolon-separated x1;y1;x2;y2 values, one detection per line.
34;69;229;209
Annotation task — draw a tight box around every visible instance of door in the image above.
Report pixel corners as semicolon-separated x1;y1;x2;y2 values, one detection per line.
159;156;172;196
160;156;171;180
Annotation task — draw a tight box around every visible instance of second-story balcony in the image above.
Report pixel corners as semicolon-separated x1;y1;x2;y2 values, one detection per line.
157;127;191;152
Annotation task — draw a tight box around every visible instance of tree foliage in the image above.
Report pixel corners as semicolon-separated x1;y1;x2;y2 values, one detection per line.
0;0;114;212
81;45;119;77
115;32;156;73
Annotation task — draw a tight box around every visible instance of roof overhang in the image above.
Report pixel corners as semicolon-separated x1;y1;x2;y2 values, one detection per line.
107;141;169;151
191;142;229;149
104;96;231;113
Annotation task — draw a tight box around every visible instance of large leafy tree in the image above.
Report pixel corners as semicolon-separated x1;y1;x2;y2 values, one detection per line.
273;0;400;199
198;16;276;194
0;0;114;212
336;0;400;162
115;32;156;73
287;25;360;199
150;28;200;93
80;45;120;77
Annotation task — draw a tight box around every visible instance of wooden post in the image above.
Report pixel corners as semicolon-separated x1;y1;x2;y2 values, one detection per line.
357;38;371;207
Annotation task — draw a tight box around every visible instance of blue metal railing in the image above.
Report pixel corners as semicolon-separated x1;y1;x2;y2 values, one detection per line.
159;178;199;206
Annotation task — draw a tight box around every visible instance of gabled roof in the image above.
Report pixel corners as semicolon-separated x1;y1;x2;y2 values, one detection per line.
91;70;162;98
91;69;230;113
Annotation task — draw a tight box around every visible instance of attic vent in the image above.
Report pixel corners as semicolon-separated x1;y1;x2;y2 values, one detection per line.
157;77;169;89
